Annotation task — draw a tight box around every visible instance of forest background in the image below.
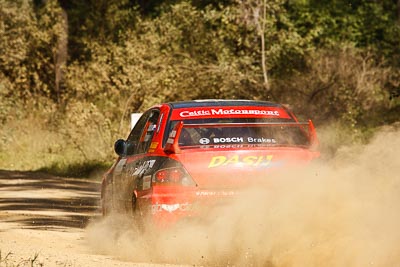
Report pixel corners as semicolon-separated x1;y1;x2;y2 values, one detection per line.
0;0;399;177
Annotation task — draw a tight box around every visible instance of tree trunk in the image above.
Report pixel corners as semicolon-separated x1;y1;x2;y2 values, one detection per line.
55;8;68;104
397;0;400;22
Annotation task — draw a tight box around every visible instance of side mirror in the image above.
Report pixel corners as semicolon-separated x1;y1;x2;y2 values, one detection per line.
114;139;127;156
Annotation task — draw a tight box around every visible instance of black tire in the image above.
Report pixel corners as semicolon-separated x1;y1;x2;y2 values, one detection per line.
129;194;137;215
129;194;146;230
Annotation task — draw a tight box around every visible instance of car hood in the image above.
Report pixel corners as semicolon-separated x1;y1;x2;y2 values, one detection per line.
171;146;319;189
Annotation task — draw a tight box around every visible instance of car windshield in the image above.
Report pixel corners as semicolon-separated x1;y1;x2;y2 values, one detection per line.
167;118;310;148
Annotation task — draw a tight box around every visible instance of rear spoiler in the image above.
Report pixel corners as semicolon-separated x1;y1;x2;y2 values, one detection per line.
164;120;319;154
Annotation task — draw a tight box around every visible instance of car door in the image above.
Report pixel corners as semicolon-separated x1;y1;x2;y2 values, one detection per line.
112;109;160;213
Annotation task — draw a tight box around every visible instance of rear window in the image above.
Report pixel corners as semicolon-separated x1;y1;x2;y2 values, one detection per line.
167;117;310;148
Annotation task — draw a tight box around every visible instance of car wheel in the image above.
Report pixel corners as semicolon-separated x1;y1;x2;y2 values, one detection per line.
123;192;136;216
102;189;115;216
128;194;145;229
130;194;137;215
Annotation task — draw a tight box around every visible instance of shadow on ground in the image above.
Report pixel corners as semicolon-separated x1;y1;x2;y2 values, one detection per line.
0;170;102;230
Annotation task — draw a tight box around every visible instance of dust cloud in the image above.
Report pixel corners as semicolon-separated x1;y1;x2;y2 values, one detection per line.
86;125;400;266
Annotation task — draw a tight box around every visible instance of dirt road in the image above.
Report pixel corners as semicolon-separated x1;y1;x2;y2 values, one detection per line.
0;170;174;267
1;127;400;267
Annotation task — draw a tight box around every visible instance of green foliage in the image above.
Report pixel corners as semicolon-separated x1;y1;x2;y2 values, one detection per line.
0;0;67;103
66;0;138;60
0;0;36;101
0;0;399;176
237;0;310;77
136;2;262;100
274;45;397;127
0;74;15;123
0;1;34;71
289;0;400;64
61;101;115;160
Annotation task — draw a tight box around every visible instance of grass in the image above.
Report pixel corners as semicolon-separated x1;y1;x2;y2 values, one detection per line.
0;116;115;180
38;160;111;178
0;251;43;267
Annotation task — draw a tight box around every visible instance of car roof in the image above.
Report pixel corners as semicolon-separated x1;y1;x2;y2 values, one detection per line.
167;99;282;109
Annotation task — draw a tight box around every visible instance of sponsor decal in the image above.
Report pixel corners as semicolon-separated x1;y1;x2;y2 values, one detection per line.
148;142;158;152
207;137;276;144
213;144;244;149
196;191;235;197
151;203;192;214
167;130;176;144
210;108;280;116
147;124;157;131
208;155;273;168
199;138;210;145
247;137;277;144
171;106;291;120
180;108;280;118
150;142;158;148
201;144;275;149
133;159;156;176
213;137;244;143
142;175;152;190
180;110;211;117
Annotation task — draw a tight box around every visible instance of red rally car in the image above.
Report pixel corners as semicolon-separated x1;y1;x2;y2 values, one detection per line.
101;100;319;226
